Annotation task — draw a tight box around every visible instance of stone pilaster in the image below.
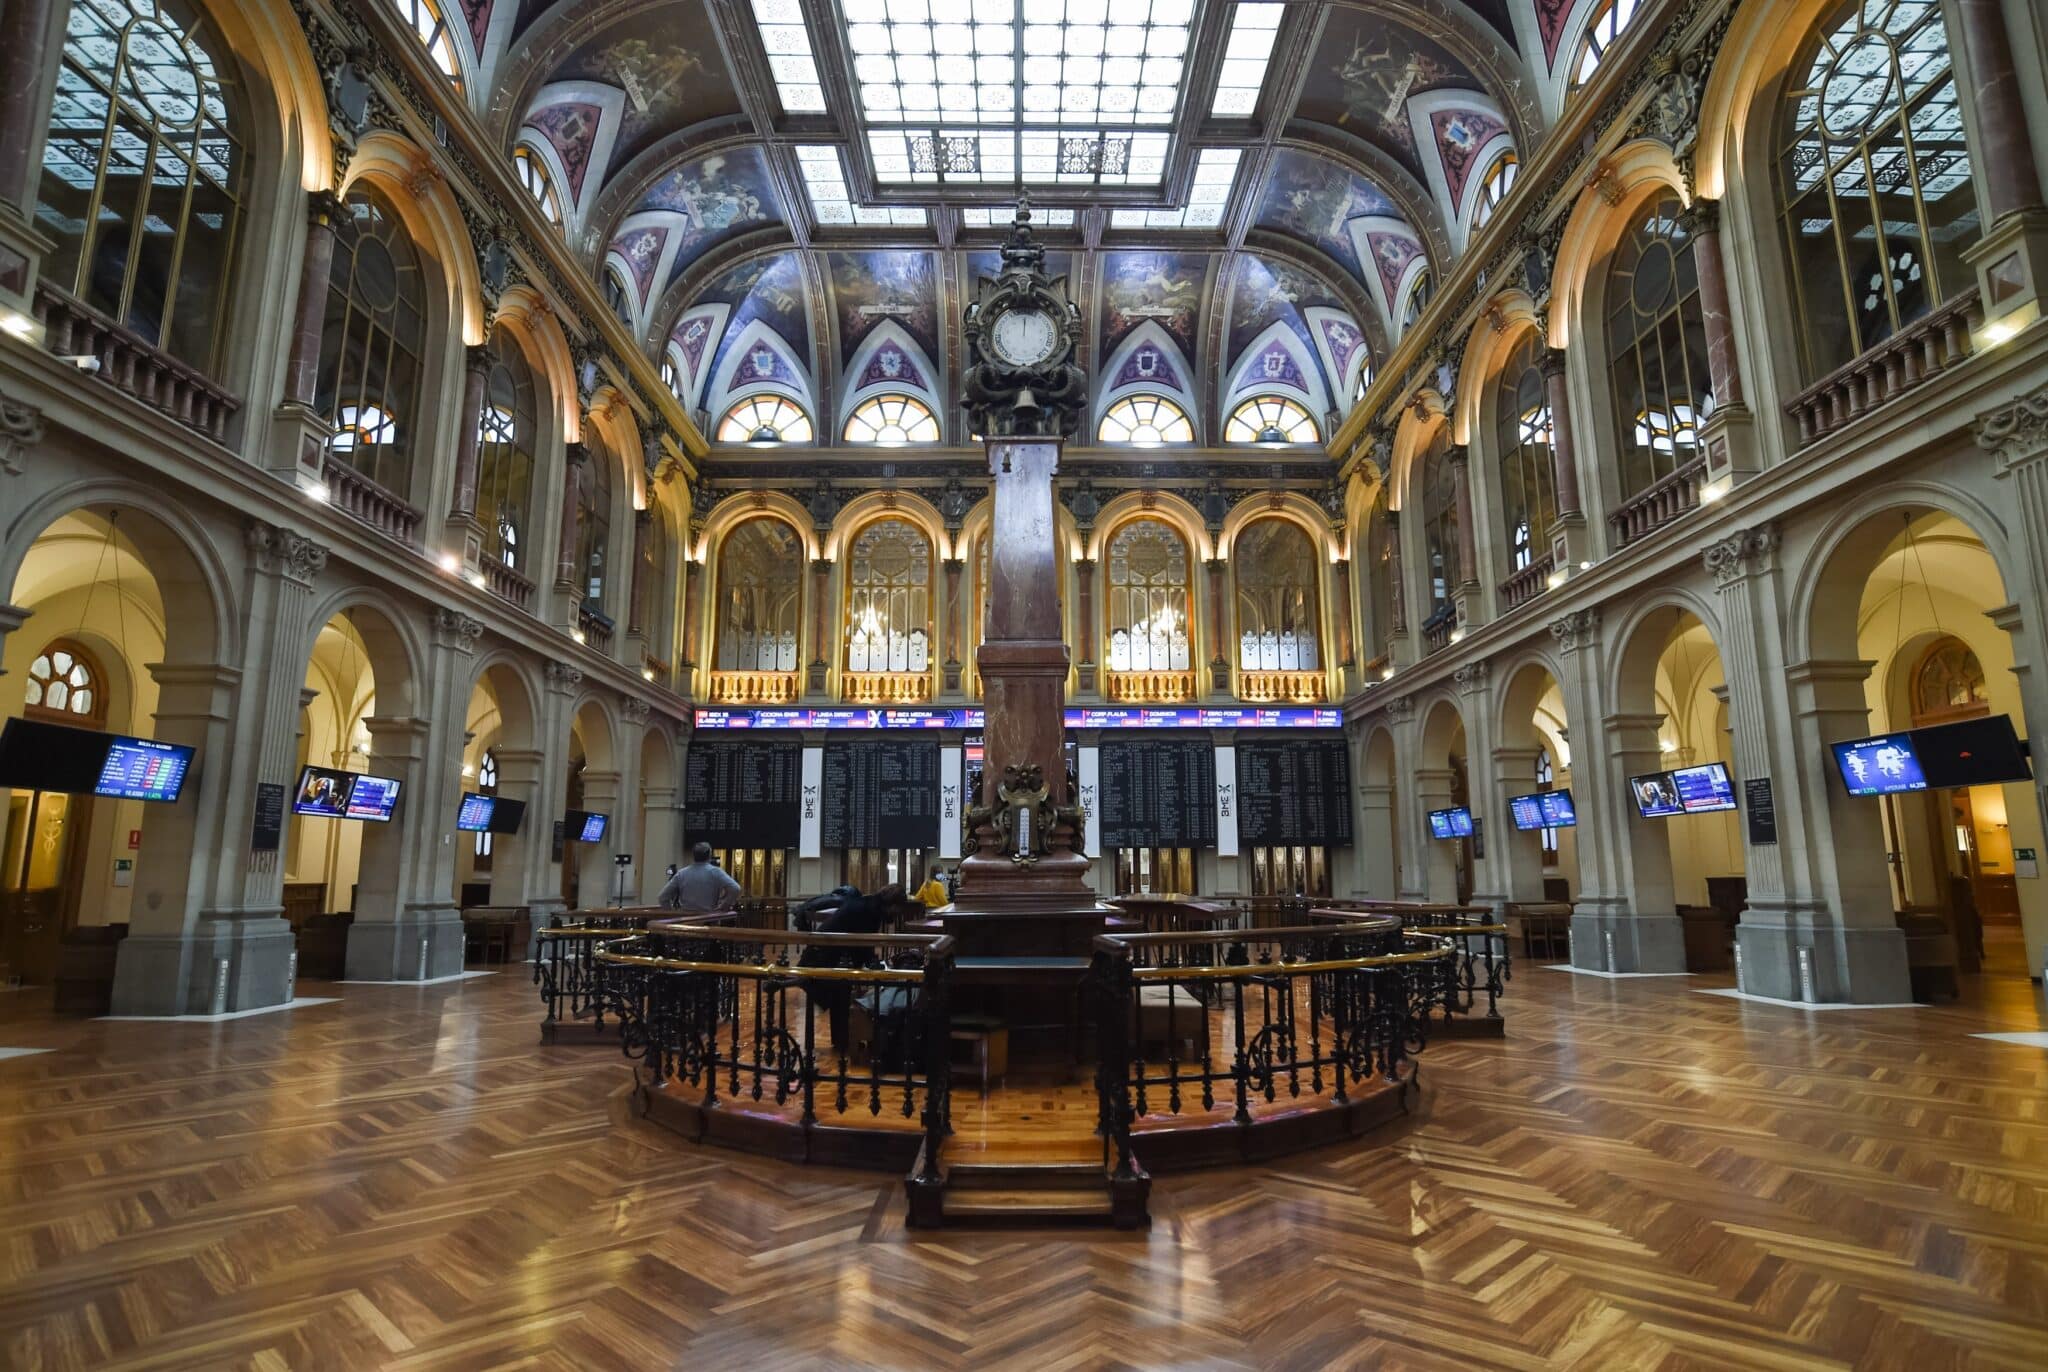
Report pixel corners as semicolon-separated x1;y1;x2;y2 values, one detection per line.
574;769;623;910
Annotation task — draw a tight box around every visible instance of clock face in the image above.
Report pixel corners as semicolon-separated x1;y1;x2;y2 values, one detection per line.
990;307;1058;368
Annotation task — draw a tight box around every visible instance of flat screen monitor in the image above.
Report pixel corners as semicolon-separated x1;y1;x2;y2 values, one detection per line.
1427;806;1473;840
1629;771;1684;818
486;796;528;835
1507;793;1546;831
94;735;194;802
1913;715;2031;789
344;773;401;822
567;810;608;844
1833;733;1925;796
1671;762;1737;813
292;765;355;818
456;793;496;832
1538;790;1578;827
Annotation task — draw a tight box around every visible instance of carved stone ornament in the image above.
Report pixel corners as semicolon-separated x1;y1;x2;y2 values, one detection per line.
936;477;973;528
1453;660;1490;694
806;479;838;530
0;387;44;475
1063;476;1101;527
1548;607;1601;653
1366;432;1394;480
545;661;583;692
962;763;1078;867
1975;378;2048;469
960;198;1088;440
433;607;484;653
244;521;330;585
620;696;651;724
1702;525;1779;586
1383;695;1416;724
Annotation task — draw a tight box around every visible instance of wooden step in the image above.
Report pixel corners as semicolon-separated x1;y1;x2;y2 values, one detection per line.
945;1161;1107;1192
941;1186;1116;1220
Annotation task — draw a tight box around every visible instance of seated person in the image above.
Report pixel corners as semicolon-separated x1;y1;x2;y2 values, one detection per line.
914;867;949;909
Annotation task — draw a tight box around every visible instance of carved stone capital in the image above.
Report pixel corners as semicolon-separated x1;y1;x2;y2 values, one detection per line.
1453;660;1490;695
621;696;651;724
0;387;45;475
545;660;583;693
244;520;330;585
1383;695;1416;724
1702;524;1779;587
432;607;484;654
1548;607;1600;654
1975;378;2048;469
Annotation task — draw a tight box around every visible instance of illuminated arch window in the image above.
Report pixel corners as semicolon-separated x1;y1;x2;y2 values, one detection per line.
1225;396;1319;445
1400;268;1433;332
1775;0;1975;378
513;144;563;226
317;188;427;497
844;394;940;445
1569;0;1642;93
474;748;497;862
718;396;814;445
1354;355;1376;402
1472;152;1517;230
476;335;538;572
660;356;686;402
1493;332;1556;572
715;518;805;671
1606;195;1712;500
844;519;933;677
1105;519;1192;678
1098;394;1193;446
36;0;246;374
1233;519;1322;675
388;0;462;86
24;640;106;723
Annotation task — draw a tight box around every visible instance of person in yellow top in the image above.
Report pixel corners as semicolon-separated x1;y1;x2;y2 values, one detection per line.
914;868;950;908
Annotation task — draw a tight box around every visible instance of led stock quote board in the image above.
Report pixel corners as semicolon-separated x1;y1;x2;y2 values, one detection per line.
821;737;941;850
0;717;195;802
565;810;608;844
1508;789;1579;831
1427;806;1474;839
690;706;1346;731
1098;739;1216;849
1234;739;1352;846
456;793;528;834
683;738;803;848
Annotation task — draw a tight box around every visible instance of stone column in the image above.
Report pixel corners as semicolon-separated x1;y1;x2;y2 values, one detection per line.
941;556;965;693
1453;661;1505;916
0;603;29;677
627;508;652;638
1355;778;1398;899
0;0;61;211
1446;445;1480;628
1591;711;1689;972
638;784;679;903
232;523;327;929
343;716;455;979
1415;765;1459;903
489;747;546;913
524;661;583;933
1686;200;1759;483
574;770;622;910
284;192;343;408
1490;745;1547;908
807;556;832;696
1074;556;1096;692
1204;556;1229;691
1548;609;1614;916
447;346;491;524
1331;557;1355;671
555;442;588;594
1539;349;1588;566
1384;698;1426;898
1957;0;2044;222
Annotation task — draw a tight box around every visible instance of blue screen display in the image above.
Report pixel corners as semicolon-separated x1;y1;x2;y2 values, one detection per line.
690;706;1348;731
577;812;609;844
1508;794;1545;831
1629;771;1684;818
1672;763;1737;813
1427;807;1473;839
344;774;402;822
94;736;193;802
1833;734;1927;796
1538;790;1578;827
456;793;495;831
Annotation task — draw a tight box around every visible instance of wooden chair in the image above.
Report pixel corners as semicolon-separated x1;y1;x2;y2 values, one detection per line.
948;1014;1010;1095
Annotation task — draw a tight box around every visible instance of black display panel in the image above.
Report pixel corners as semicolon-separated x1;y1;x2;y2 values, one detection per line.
1913;715;2031;789
1235;739;1352;846
821;737;940;850
0;717;193;801
1098;739;1217;849
684;738;803;848
487;796;528;835
293;765;355;818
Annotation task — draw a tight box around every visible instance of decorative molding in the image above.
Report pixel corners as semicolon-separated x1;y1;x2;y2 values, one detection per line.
1383;695;1416;724
0;387;44;475
1453;660;1490;694
545;661;583;693
244;521;330;585
1974;378;2048;469
1702;524;1780;587
432;607;485;654
621;696;651;724
1548;607;1600;653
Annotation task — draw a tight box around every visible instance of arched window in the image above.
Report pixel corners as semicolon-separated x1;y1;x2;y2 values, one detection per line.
1606;195;1712;499
1401;268;1433;333
600;264;634;331
473;748;497;862
717;396;813;444
1354;355;1376;402
1910;636;1989;725
513;144;562;226
1472;152;1517;230
714;518;804;672
1569;0;1642;94
639;514;672;649
24;640;107;724
576;445;613;611
1105;519;1191;677
660;355;686;402
1494;332;1556;572
476;335;538;572
1098;394;1194;446
844;394;940;445
844;519;933;678
1535;748;1558;861
1419;431;1459;616
387;0;462;86
37;0;246;373
317;188;427;498
1233;519;1322;676
1776;0;1975;378
1226;395;1320;445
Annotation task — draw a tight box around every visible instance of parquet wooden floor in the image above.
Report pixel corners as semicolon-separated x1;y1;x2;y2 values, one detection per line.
3;944;2048;1371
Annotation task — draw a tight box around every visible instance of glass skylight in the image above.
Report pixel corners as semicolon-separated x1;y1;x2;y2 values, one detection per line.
849;0;1193;185
1210;3;1281;116
797;146;929;224
959;205;1076;227
752;0;828;113
1109;148;1239;228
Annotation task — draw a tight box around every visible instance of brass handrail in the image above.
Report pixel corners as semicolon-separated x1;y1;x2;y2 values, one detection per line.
1128;943;1456;981
593;948;937;981
1096;909;1403;951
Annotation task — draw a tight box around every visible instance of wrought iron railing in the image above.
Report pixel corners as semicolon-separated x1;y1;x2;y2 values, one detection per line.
34;283;240;443
1236;669;1328;703
1089;911;1455;1185
320;451;421;546
534;909;709;1039
595;920;953;1181
709;669;801;704
1609;458;1706;548
1786;289;1980;445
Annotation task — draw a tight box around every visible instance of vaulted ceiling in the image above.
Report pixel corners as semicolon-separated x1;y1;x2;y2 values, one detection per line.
437;0;1624;444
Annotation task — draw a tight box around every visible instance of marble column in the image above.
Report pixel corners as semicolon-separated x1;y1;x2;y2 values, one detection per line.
941;556;965;692
627;509;652;637
1074;555;1096;691
1331;557;1355;670
447;345;492;524
807;556;832;695
1539;349;1588;567
555;442;588;593
283;193;344;408
0;0;60;211
1688;202;1745;413
1447;446;1478;588
1957;0;2044;222
1205;556;1229;690
1385;510;1407;637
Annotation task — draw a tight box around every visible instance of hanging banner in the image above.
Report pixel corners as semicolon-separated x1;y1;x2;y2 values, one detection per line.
940;746;963;860
1077;745;1100;858
798;746;824;859
1215;745;1239;857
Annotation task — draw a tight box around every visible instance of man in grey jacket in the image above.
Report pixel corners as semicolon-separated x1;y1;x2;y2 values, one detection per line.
657;843;742;912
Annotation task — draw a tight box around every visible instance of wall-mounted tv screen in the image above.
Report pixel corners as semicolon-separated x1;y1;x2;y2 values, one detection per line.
1427;806;1473;840
0;718;195;802
343;773;401;822
1538;790;1578;827
566;809;608;844
1914;715;2030;789
1508;794;1546;831
1671;762;1737;813
293;765;354;817
486;796;527;835
1833;733;1925;796
457;793;496;831
1629;771;1684;818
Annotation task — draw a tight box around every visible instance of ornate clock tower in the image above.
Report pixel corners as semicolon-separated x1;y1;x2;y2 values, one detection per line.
951;199;1099;936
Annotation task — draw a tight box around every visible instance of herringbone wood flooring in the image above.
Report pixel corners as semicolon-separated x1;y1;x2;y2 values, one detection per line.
3;946;2047;1371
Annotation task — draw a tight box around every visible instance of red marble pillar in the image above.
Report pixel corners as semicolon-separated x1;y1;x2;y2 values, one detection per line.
1386;510;1406;636
284;192;344;408
1447;446;1478;587
448;345;491;520
556;443;587;590
0;0;56;210
808;557;831;676
1332;557;1355;668
1539;349;1583;520
681;554;706;670
1074;556;1096;666
1957;0;2045;221
942;556;965;668
1205;557;1230;684
627;508;652;635
1687;202;1746;412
